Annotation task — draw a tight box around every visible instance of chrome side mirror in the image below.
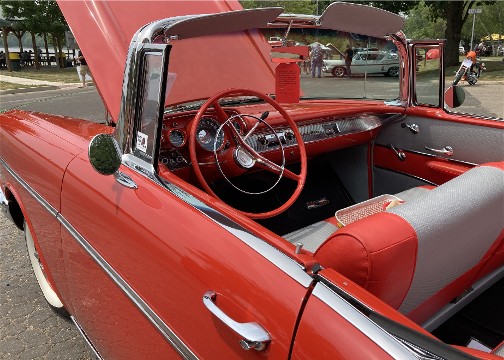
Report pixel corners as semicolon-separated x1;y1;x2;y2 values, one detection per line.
88;134;122;175
444;85;465;108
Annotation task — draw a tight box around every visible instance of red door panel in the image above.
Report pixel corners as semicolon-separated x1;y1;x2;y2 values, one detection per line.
60;153;310;358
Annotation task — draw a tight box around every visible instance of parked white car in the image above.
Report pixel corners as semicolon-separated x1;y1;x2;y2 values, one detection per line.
323;50;399;77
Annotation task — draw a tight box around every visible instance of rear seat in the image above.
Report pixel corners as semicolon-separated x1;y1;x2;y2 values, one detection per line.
285;163;504;323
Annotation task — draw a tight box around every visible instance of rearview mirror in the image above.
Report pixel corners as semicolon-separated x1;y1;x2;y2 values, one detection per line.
88;134;122;175
444;85;465;108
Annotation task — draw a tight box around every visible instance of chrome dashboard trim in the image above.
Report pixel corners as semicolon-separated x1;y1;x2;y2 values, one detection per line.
313;282;417;359
245;114;395;153
1;158;198;360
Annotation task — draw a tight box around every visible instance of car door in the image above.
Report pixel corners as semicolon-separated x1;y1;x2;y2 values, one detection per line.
292;269;481;359
59;44;313;359
372;41;504;196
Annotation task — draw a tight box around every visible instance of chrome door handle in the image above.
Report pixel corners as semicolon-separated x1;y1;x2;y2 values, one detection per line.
425;145;454;156
388;144;406;161
203;291;270;351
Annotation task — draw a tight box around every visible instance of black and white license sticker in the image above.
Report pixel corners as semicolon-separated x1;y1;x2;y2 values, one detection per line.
136;132;148;153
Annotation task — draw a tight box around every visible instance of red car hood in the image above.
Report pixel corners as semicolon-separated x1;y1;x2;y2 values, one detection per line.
58;1;276;122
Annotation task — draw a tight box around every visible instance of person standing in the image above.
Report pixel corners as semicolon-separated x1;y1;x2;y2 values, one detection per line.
310;43;323;78
77;50;91;87
344;44;354;78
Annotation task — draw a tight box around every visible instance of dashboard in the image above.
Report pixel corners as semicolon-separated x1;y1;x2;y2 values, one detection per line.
159;106;402;173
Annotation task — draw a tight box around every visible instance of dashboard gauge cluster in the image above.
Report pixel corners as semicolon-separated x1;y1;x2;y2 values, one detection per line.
168;129;186;147
196;117;225;151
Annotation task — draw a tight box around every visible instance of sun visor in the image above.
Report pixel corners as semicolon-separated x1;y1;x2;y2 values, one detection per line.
319;2;404;38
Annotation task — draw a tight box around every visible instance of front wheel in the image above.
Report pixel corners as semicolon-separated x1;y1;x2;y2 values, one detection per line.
331;67;346;77
386;67;399;77
25;221;68;317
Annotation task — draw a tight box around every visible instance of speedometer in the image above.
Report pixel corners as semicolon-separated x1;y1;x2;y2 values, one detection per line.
196;117;224;151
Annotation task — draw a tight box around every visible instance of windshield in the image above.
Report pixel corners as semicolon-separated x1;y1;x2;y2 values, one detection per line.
262;27;400;101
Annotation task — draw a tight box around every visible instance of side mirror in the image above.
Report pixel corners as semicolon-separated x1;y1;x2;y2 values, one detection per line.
88;134;122;175
444;85;465;108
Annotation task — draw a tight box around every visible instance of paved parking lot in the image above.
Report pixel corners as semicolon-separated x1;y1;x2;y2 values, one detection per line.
0;212;95;359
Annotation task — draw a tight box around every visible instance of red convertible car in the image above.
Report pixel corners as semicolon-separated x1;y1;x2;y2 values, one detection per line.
1;1;503;359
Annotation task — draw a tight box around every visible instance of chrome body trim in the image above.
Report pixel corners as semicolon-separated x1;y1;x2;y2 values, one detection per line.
159;179;313;287
2;157;312;357
121;146;311;287
58;215;198;360
1;158;198;360
313;282;417;359
70;316;103;360
0;158;58;217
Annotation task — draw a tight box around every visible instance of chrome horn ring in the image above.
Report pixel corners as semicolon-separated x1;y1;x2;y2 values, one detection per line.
214;114;285;195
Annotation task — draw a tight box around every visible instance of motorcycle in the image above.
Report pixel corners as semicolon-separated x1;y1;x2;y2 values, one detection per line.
452;58;485;86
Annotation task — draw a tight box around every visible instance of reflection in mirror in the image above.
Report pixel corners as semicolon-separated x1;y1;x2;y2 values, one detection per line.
444;86;465;108
88;134;122;175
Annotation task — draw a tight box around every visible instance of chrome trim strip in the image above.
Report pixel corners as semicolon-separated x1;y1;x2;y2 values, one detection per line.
160;179;313;288
374;144;478;167
1;158;198;360
70;316;103;360
58;216;198;360
120;147;312;288
313;282;417;359
374;166;438;186
0;158;58;217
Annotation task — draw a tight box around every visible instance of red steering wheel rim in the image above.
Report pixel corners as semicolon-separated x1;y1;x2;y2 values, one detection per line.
189;88;307;219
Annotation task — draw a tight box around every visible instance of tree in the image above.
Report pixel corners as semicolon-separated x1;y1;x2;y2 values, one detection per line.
461;1;504;55
0;0;69;68
423;1;496;66
240;0;316;14
403;2;446;40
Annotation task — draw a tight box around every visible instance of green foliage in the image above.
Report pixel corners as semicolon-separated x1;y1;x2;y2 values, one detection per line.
240;0;316;14
0;0;68;38
461;1;504;45
403;1;446;39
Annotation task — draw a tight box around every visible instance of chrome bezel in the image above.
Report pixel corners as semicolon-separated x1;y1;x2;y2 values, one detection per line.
168;128;187;148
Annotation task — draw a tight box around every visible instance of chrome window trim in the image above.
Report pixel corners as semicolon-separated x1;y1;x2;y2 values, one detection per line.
313;282;418;359
0;158;198;360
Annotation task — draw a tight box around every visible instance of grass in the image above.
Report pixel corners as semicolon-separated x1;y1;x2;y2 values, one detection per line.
0;66;81;83
417;56;504;82
0;81;48;91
